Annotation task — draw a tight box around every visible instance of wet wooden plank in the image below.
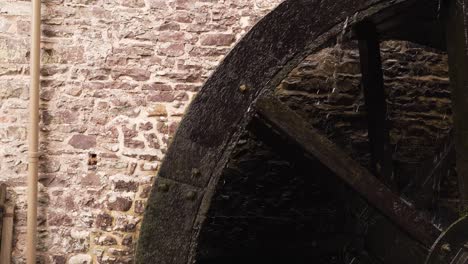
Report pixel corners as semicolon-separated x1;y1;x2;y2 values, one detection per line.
374;0;445;50
0;204;13;264
136;177;203;263
0;184;6;208
253;94;440;247
356;21;396;191
444;0;468;210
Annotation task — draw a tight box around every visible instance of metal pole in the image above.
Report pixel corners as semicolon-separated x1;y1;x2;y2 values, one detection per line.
27;0;41;262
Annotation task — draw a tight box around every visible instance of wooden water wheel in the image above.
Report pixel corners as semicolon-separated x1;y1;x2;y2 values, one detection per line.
136;0;468;263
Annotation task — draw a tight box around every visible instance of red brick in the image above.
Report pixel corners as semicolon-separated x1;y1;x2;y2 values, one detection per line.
69;135;96;150
200;33;236;46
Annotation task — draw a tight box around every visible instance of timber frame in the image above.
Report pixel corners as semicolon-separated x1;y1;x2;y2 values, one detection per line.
136;0;468;263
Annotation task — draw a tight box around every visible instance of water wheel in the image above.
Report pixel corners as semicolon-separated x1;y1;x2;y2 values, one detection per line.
136;0;468;263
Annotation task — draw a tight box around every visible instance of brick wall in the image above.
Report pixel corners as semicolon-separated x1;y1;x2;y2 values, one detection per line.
0;0;283;263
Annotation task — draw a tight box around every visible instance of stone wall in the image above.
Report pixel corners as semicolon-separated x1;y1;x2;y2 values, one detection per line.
0;0;282;263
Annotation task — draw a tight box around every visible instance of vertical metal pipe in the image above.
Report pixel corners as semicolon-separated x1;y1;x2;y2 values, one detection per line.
27;0;41;262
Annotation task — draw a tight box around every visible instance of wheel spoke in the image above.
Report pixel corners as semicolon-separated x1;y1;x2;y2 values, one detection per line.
356;21;396;191
252;94;440;247
444;0;468;210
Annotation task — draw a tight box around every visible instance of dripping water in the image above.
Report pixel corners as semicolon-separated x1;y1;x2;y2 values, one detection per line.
354;104;360;113
437;0;441;17
329;17;349;104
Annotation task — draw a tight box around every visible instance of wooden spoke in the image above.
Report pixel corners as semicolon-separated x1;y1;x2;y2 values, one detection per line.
444;0;468;210
355;21;396;191
252;94;440;247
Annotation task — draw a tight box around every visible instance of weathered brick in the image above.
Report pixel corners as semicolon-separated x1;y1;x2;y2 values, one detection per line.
113;214;140;232
68;135;97;149
147;0;168;9
147;104;168;117
122;234;133;246
142;82;172;91
158;43;185;57
144;133;160;149
107;196;132;212
95;213;113;230
68;254;92;264
159;22;180;31
134;200;146;214
124;139;145;149
147;91;175;102
200;33;236;46
122;125;138;139
95;234;118;246
139;122;153;130
120;0;145;7
111;68;151;81
81;172;101;187
52;255;66;264
48;212;73;227
113;180;138;192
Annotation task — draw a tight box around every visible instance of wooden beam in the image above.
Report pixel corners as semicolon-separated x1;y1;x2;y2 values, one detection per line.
444;0;468;211
0;205;13;264
356;21;396;191
0;184;11;264
253;94;440;247
0;184;6;237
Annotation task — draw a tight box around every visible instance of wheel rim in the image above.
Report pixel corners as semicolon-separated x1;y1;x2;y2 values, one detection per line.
136;0;465;263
